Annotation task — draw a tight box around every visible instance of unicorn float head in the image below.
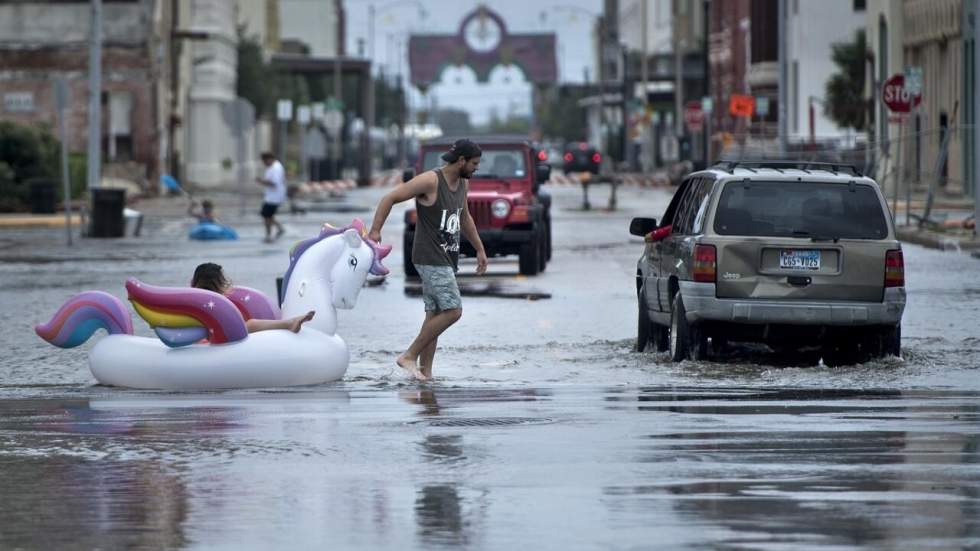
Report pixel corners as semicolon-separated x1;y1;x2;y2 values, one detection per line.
278;219;391;336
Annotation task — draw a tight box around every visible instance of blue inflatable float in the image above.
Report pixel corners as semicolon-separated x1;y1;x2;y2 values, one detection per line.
190;222;238;241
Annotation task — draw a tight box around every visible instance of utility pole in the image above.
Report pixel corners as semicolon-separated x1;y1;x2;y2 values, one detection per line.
640;0;648;100
675;39;684;137
333;53;342;179
168;0;179;182
55;77;72;245
86;0;102;191
368;4;375;67
777;0;788;156
703;0;711;164
975;0;980;235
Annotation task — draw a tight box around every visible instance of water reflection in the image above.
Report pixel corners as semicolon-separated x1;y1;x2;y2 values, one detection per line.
415;484;469;547
0;451;188;548
602;387;980;549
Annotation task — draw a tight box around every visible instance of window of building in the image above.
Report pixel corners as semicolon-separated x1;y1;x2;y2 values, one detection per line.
853;0;866;12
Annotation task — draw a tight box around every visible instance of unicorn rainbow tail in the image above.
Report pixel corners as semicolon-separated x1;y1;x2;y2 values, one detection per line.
35;291;133;348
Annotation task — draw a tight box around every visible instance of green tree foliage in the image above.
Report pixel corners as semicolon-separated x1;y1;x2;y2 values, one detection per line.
0;121;61;212
824;30;868;131
374;74;406;127
236;30;274;118
435;108;472;136
538;85;591;143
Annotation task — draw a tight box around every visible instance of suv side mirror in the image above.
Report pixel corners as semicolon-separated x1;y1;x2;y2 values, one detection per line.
629;217;658;236
535;163;551;184
402;168;415;183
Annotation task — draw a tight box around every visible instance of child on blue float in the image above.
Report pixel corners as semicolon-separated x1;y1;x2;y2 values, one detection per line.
188;199;218;224
191;262;314;334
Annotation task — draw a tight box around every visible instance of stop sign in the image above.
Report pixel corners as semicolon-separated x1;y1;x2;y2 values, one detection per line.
684;101;704;132
882;74;922;113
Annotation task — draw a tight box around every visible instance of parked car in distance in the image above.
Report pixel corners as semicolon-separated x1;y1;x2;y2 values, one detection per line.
630;160;906;366
403;135;553;276
563;142;601;175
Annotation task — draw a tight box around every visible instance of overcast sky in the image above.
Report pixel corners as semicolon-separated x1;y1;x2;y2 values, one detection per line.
343;0;603;125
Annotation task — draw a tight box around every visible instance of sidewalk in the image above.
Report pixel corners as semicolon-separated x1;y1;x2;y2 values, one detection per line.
0;212;84;228
890;192;979;253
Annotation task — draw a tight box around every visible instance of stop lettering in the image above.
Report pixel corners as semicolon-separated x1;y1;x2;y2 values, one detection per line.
882;74;922;113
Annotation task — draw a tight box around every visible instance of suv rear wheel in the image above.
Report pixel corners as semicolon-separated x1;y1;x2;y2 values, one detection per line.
519;226;541;276
882;324;901;357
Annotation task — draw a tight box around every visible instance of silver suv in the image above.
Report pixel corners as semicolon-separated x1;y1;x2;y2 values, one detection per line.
630;161;906;366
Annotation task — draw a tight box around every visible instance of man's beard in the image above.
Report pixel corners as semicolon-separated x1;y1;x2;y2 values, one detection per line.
461;167;475;178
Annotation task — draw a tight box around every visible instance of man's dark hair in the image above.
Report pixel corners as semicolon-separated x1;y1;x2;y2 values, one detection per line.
261;151;275;161
441;139;482;162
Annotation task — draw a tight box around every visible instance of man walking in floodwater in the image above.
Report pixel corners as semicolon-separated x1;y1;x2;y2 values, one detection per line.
368;139;488;380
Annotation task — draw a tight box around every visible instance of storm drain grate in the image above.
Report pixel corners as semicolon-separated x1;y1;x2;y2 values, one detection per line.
421;417;553;428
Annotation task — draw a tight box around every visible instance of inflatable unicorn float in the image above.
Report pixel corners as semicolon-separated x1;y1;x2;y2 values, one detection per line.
35;219;391;390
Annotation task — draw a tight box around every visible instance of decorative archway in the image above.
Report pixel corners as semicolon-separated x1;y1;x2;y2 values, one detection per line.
407;5;557;92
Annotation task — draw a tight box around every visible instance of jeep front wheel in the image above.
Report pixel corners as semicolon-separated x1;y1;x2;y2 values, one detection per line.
518;227;541;275
669;294;690;362
403;231;418;277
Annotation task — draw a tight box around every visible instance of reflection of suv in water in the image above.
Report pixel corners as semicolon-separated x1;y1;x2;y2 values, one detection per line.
630;161;906;366
403;136;552;276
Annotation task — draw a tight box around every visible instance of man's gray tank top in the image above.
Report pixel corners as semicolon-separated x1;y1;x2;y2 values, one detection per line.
412;168;467;270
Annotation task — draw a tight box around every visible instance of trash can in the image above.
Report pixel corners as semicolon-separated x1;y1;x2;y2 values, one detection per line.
28;179;57;214
88;188;126;238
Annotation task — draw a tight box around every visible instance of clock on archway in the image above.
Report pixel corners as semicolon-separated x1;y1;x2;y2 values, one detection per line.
463;11;502;53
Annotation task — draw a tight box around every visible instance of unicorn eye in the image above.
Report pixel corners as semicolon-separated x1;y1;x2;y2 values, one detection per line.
348;254;358;269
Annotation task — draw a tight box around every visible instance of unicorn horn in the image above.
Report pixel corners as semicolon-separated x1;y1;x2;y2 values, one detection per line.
350;218;365;235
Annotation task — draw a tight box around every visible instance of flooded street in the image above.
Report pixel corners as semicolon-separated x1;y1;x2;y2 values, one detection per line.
2;184;979;549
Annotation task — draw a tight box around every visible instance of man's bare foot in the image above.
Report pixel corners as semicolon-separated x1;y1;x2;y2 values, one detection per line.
275;226;286;240
396;354;424;379
288;310;315;332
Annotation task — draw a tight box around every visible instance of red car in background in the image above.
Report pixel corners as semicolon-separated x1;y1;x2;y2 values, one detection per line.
563;142;601;175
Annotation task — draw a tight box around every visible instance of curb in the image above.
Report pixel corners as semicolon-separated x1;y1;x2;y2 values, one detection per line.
0;214;84;228
896;227;980;252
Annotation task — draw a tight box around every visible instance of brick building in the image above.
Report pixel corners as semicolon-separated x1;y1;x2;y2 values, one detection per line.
0;0;167;187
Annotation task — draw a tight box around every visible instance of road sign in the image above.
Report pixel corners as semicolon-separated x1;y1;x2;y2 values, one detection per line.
684;101;704;133
323;109;343;136
882;74;922;113
276;99;293;121
904;66;923;96
297;105;311;125
729;94;755;118
701;96;713;115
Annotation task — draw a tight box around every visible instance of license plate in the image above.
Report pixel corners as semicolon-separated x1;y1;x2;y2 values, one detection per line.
780;249;821;270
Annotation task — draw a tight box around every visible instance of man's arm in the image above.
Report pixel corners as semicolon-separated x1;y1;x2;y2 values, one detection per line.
460;186;488;274
367;171;437;242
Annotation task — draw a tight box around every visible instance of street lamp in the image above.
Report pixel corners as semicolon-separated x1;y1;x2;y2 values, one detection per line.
538;5;601;83
368;0;428;70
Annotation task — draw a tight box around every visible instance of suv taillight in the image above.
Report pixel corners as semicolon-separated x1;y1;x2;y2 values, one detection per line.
563;153;573;162
885;249;904;287
693;244;716;283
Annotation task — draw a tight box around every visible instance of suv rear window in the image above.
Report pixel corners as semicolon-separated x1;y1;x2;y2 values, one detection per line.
713;181;889;240
423;149;527;178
